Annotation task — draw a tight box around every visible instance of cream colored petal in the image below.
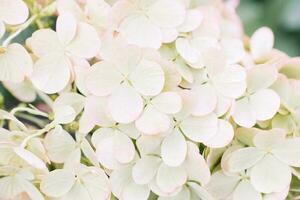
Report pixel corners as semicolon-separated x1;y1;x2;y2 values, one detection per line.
67;22;101;59
253;129;286;151
136;135;162;156
108;85;143;123
3;80;36;102
85;61;123;96
53;105;76;124
110;166;132;198
272;138;300;167
0;176;24;199
80;138;99;167
250;89;280;121
30;53;71;94
250;27;274;61
191;84;217;116
224;147;265;173
0;0;29;25
156;163;187;194
91;127;114;148
152;92;182;114
26;29;63;58
132;155;161;185
13;147;46;170
130;59;165;96
0;43;33;83
53;92;85;115
184;142;211;185
113;131;135;164
96;136;120;170
205;119;234;148
135;106;170;135
177;9;203;32
233;180;262;200
161;129;187;167
147;0;186;28
250;155;291;193
56;12;77;46
175;38;199;64
122;181;150;200
221;38;245;64
44;125;76;163
232;98;256;128
180;113;218;143
40;169;75;197
119;15;162;49
188;182;215;200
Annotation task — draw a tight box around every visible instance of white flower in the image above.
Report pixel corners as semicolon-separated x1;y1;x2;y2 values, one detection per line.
27;12;100;94
0;0;29;38
111;0;186;49
224;128;300;193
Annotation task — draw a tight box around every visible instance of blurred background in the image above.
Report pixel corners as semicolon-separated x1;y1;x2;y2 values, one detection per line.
237;0;300;56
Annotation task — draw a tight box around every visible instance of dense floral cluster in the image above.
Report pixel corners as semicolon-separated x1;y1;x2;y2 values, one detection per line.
0;0;300;200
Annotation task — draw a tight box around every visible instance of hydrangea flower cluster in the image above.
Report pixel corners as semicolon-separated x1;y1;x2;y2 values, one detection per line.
0;0;300;200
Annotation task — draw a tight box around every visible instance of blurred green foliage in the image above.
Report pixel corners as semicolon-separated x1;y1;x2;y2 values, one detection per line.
238;0;300;56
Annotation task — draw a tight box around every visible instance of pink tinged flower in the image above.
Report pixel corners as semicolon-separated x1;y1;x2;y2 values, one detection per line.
0;44;33;83
28;12;101;94
115;0;186;49
0;0;29;38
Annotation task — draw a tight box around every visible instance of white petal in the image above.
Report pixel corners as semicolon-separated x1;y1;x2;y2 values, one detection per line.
40;169;75;197
158;186;190;200
0;176;24;198
250;155;291;193
191;84;217;116
30;53;71;94
250;89;280;121
184;142;211;185
96;136;120;170
53;105;76;124
136;136;162;156
232;98;256;128
147;0;186;28
0;0;29;25
67;22;101;59
161;28;178;43
122;182;150;200
253;129;286;151
120;15;162;49
80;138;99;167
132;155;161;185
233;180;262;200
221;38;245;64
175;38;199;64
247;64;278;93
188;182;215;200
272;138;300;167
56;12;77;45
26;29;63;57
53;92;85;115
110;166;132;198
0;21;5;39
130;59;165;96
224;147;265;172
135;106;170;135
44;125;76;163
61;182;90;200
180;113;218;143
85;61;123;96
205;119;234;148
156;163;187;194
177;9;203;32
13;147;46;170
152;92;182;114
91;127;114;148
113;131;135;164
3;80;36;102
206;171;240;199
250;27;274;60
0;43;33;83
108;85;143;123
22;180;44;200
213;64;247;99
161;129;187;167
